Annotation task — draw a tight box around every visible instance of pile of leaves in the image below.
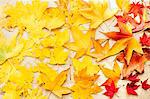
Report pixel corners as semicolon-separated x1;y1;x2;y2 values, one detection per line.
0;0;149;99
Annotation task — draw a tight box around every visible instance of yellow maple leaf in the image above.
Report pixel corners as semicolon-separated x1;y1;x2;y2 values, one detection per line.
1;64;33;97
100;60;121;82
80;0;118;28
33;63;71;97
88;39;110;61
9;66;33;85
71;68;102;99
72;56;100;76
64;27;95;58
125;37;143;64
88;38;132;62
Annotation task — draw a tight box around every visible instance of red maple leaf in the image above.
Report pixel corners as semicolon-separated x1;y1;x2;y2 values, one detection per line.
127;73;140;82
141;79;150;90
140;33;150;46
117;52;146;78
126;82;140;95
128;2;144;17
101;79;119;98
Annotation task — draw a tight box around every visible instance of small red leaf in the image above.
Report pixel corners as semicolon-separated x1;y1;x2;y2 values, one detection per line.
102;79;119;98
141;79;150;90
140;33;150;47
127;73;140;82
126;82;139;95
128;2;144;17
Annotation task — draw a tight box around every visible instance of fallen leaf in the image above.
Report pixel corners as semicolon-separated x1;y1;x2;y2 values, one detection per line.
140;33;150;46
72;56;100;76
88;39;110;61
104;20;132;40
100;60;121;82
71;68;102;99
34;63;71;97
126;82;139;95
127;73;140;82
141;79;150;90
102;79;119;98
122;52;146;78
125;37;143;64
80;0;117;28
64;27;94;58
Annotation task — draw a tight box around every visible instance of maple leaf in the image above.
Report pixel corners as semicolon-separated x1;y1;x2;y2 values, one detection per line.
126;82;140;95
104;21;133;40
127;73;140;82
72;56;100;76
71;68;102;99
34;63;71;97
119;52;146;78
140;33;150;46
100;60;121;82
125;37;143;64
80;0;117;28
88;39;110;61
101;79;119;98
88;38;129;61
64;27;95;58
128;2;144;17
141;79;150;90
1;64;33;97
